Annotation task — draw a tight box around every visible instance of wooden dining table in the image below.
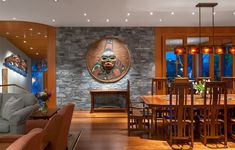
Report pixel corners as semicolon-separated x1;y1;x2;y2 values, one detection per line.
140;94;235;108
140;94;235;137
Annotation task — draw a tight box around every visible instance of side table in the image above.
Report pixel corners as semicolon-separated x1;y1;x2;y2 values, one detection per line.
29;108;59;120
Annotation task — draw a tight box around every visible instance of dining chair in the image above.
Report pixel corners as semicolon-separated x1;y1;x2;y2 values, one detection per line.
221;76;235;94
200;81;227;146
164;82;194;148
127;80;153;137
151;77;168;95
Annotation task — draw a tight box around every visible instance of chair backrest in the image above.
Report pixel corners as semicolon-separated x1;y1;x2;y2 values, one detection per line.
174;77;189;83
151;77;168;95
221;77;235;94
169;82;194;138
45;103;75;150
204;81;227;120
7;128;43;150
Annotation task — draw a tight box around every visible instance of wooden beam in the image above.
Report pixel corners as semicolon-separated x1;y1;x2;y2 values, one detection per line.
47;27;56;108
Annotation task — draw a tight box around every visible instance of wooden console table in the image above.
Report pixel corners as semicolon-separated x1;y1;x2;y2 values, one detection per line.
90;89;129;113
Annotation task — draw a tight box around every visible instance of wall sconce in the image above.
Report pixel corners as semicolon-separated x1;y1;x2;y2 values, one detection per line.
188;47;199;54
201;46;213;54
215;46;226;54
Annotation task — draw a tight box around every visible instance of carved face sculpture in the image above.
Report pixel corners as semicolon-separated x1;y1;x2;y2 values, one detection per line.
101;50;116;70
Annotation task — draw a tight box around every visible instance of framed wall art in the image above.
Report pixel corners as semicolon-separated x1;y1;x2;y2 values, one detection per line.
86;37;131;83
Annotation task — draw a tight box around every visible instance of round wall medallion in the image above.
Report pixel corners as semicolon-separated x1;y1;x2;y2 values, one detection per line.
86;37;131;83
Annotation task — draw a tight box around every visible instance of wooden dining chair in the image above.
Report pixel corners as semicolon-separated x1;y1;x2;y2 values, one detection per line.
200;81;227;146
221;76;235;94
151;77;168;95
164;82;194;148
127;80;153;137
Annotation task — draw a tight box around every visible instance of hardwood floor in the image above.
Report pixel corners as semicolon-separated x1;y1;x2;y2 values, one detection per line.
70;111;235;150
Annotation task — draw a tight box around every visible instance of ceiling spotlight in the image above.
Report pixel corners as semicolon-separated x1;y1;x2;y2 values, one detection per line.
159;19;162;22
23;40;27;43
83;13;87;16
12;17;16;20
106;19;109;22
127;13;130;16
5;32;10;35
37;32;41;35
53;0;58;2
44;35;48;38
2;0;6;2
15;35;19;38
87;19;90;22
149;12;153;15
125;19;128;22
192;12;195;15
36;53;39;55
30;47;33;50
29;28;33;31
171;11;175;15
52;19;56;22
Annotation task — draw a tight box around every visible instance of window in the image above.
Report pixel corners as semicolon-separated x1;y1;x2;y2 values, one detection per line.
214;54;219;80
166;51;176;81
223;53;232;76
187;54;193;79
202;54;209;77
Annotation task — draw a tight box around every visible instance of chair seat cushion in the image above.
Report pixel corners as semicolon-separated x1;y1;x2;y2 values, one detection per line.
0;118;10;133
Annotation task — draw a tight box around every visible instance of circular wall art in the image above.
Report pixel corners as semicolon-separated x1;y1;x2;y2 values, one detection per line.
86;37;131;83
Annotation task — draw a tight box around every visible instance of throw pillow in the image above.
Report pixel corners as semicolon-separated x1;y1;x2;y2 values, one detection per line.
2;96;24;120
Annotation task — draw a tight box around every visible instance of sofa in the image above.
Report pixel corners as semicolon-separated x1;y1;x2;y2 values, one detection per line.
0;103;75;150
0;93;38;134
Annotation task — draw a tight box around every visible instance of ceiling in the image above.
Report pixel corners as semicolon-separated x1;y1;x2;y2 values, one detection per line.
0;0;235;27
0;21;50;59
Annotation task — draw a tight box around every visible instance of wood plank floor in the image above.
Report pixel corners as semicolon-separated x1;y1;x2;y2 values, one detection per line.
70;111;235;150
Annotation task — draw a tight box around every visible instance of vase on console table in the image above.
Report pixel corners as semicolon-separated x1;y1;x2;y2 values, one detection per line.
41;101;48;114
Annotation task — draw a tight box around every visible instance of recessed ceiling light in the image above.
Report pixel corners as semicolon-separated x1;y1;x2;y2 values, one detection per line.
171;11;175;15
149;12;153;15
36;53;39;55
83;13;87;16
37;32;41;35
29;28;33;31
2;0;6;2
106;19;109;22
127;13;130;16
12;17;16;20
87;19;90;22
213;12;216;15
15;35;19;38
52;19;56;22
23;40;27;43
192;12;195;15
125;19;128;22
53;0;58;2
5;32;10;35
159;19;162;22
233;12;235;15
44;35;48;38
30;47;33;50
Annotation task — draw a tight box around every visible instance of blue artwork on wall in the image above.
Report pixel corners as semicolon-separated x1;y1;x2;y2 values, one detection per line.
3;54;27;76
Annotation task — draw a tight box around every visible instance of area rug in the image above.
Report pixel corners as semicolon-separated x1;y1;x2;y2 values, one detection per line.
67;130;83;150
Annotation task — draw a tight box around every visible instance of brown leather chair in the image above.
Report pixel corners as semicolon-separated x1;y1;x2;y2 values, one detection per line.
25;103;75;150
0;128;43;150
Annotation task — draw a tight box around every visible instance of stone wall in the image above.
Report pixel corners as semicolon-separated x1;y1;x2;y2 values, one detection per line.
56;27;155;110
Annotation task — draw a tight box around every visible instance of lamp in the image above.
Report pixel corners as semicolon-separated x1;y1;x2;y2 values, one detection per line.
174;3;234;55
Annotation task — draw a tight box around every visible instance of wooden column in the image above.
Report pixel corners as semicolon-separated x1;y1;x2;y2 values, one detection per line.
155;28;163;77
209;54;214;80
232;37;235;93
47;27;56;108
2;68;8;93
